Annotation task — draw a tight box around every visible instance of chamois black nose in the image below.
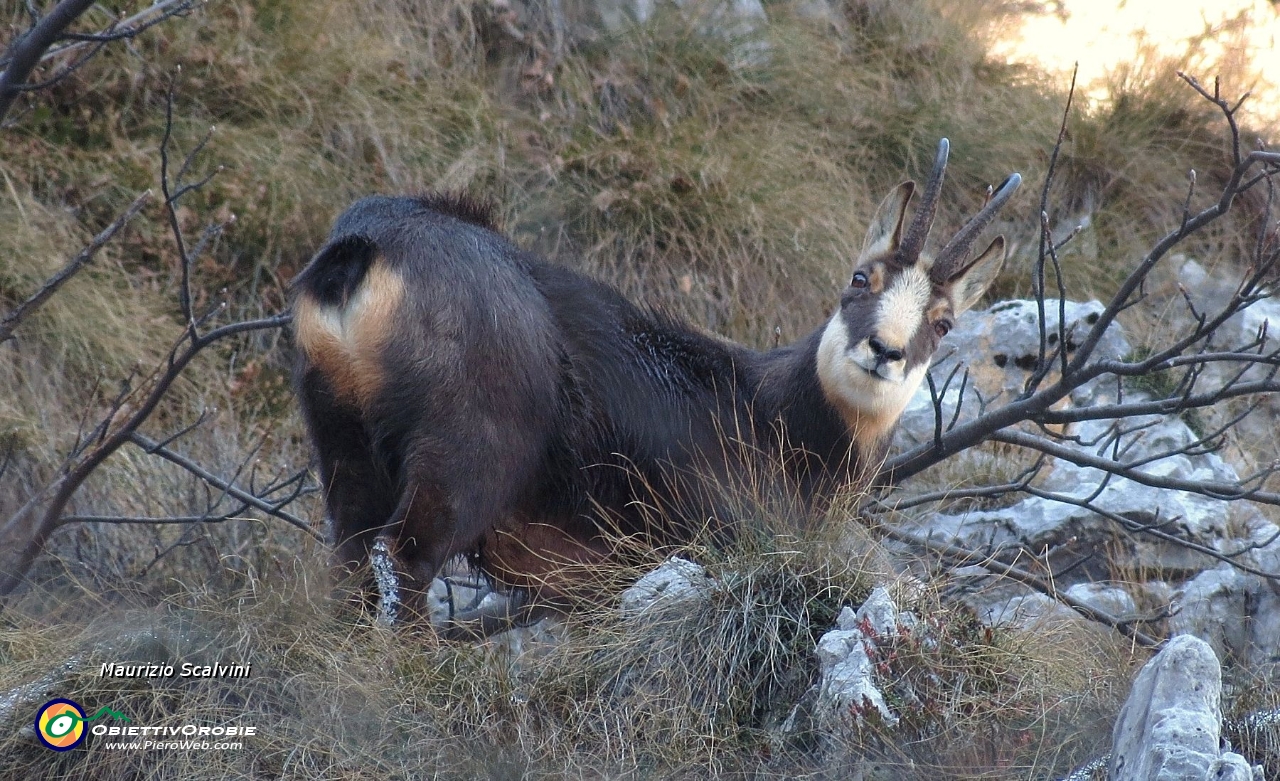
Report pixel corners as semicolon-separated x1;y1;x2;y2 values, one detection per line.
868;336;904;364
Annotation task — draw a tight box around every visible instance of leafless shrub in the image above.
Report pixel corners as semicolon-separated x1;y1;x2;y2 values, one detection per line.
0;77;317;601
871;73;1280;647
0;0;197;125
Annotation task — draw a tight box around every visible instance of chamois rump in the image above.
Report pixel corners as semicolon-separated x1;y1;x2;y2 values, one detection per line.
291;139;1020;630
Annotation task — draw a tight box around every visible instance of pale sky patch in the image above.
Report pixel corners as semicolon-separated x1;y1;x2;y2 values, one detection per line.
993;0;1280;126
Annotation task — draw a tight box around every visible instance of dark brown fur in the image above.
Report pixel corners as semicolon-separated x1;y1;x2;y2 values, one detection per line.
292;157;1018;621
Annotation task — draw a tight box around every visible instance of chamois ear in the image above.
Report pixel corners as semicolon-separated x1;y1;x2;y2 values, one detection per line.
860;181;915;260
949;235;1006;314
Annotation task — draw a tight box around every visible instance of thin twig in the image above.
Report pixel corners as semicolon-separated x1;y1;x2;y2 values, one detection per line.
881;524;1161;648
0;191;152;343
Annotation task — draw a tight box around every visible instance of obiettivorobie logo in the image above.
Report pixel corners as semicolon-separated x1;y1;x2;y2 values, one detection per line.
35;699;130;751
35;697;255;751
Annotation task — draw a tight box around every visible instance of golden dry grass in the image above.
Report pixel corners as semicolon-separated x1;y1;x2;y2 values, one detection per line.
2;0;1276;777
0;526;1133;779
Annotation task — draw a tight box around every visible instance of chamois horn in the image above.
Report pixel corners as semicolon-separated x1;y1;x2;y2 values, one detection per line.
931;172;1022;282
895;137;950;266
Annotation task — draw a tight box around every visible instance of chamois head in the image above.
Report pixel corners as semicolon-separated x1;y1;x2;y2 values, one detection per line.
817;139;1021;443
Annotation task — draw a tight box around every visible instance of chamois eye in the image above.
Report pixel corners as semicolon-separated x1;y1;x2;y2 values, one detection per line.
934;320;952;338
850;272;869;289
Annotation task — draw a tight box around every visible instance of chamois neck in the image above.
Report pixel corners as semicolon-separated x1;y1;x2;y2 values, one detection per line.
750;328;874;472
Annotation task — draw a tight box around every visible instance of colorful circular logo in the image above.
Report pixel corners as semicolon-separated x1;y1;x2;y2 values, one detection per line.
35;699;86;751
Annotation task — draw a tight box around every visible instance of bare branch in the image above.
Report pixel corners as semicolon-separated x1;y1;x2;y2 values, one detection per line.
870;77;1280;649
1012;482;1280;580
990;429;1280;504
871;455;1047;513
0;0;95;124
0;0;197;126
881;79;1280;490
62;511;258;526
880;524;1162;648
9;37;108;93
0;191;152;343
0;92;302;598
127;433;320;540
1029;64;1077;398
0;303;293;598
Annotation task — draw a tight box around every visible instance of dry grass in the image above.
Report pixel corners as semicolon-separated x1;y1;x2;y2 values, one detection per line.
5;0;1266;342
2;0;1276;776
0;525;1131;779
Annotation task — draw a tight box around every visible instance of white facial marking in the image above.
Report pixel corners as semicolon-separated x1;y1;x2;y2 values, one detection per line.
874;265;931;350
816;312;931;443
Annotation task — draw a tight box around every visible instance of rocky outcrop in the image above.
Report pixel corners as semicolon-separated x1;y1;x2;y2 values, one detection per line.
812;586;904;729
596;0;767;36
620;556;716;616
1108;635;1261;781
1168;563;1280;669
515;0;772;67
895;299;1132;447
1175;258;1280;393
892;289;1280;672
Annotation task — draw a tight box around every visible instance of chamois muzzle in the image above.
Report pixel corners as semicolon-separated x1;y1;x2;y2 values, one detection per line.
867;336;904;365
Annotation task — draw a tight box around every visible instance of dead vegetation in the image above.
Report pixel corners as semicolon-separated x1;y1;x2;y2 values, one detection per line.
1;0;1277;777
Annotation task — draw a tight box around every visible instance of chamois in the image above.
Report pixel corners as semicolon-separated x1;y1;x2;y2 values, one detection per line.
291;139;1020;629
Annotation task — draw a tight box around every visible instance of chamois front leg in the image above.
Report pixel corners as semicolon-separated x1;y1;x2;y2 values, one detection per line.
369;478;454;627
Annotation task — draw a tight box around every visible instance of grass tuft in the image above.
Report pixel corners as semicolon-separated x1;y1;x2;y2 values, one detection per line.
3;0;1275;775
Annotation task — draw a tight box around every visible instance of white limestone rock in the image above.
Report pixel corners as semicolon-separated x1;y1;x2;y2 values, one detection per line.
909;412;1254;576
486;616;570;659
1169;563;1280;670
813;587;905;729
1171;257;1280;460
976;591;1077;631
620;556;715;617
1176;258;1280;388
896;298;1132;450
1109;634;1262;780
595;0;769;67
1064;582;1137;619
850;583;900;636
